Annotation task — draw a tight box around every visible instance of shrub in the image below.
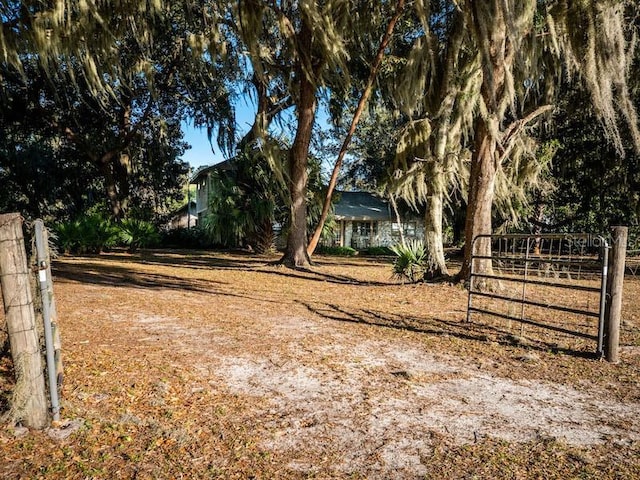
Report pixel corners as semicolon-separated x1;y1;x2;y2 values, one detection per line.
361;246;394;256
160;227;211;249
390;240;435;283
118;219;160;252
54;215;118;254
316;245;358;256
55;221;81;254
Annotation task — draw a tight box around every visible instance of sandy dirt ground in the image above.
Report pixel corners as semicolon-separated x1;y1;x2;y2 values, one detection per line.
1;250;640;479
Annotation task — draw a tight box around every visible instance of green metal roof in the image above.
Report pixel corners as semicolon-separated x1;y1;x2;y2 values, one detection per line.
334;191;393;221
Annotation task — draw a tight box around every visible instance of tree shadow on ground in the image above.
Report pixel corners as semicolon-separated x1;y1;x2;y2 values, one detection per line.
311;256;394;268
303;302;599;359
61;250;402;287
67;249;273;272
52;259;294;305
53;261;247;298
254;266;394;287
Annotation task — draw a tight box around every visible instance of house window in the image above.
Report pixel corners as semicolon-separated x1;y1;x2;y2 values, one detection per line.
405;222;416;236
353;221;377;236
392;222;417;237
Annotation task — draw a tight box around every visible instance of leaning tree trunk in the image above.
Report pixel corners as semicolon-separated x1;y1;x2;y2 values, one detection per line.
281;34;316;268
424;187;449;278
459;116;498;285
306;0;405;256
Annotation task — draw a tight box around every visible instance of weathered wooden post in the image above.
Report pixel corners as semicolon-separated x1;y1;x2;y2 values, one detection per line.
0;213;48;428
605;226;627;363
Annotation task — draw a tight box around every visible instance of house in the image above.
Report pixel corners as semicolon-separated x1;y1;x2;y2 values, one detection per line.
190;160;233;225
190;163;424;249
167;200;198;229
328;191;424;249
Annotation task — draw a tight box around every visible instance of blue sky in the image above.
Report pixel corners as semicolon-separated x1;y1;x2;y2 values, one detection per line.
180;124;225;169
180;99;334;171
180;97;257;170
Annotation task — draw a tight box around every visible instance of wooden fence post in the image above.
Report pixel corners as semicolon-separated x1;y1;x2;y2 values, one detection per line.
605;226;627;363
0;213;48;428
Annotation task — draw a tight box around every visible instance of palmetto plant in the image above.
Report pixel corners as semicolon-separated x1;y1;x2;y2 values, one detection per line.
118;218;160;253
55;215;119;254
203;170;254;248
390;240;436;283
54;221;81;254
203;148;290;254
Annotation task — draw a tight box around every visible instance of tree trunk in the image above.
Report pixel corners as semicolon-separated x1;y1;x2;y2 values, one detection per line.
98;160;125;219
306;0;406;256
424;188;448;278
115;100;132;217
281;29;316;268
459;117;498;285
532;197;545;255
459;0;512;286
389;195;405;246
0;213;48;429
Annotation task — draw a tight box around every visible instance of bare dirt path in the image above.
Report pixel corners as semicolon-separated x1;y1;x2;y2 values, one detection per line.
2;250;640;479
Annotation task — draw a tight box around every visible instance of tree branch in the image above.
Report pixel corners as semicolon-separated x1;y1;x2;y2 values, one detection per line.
498;104;553;164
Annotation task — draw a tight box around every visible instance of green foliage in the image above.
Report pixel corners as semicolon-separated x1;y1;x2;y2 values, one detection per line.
54;215;119;254
390;240;435;283
203;154;280;252
537;82;640;234
315;246;358;257
54;215;162;254
54;222;82;254
160;227;211;249
118;219;160;253
361;246;394;256
203;149;327;254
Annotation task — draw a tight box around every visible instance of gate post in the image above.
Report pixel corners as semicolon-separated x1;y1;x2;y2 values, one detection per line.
605;226;628;363
0;213;48;428
34;219;61;422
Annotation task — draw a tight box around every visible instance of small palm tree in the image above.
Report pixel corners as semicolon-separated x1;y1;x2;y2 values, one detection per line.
118;219;160;253
203;148;289;254
390;239;436;283
55;214;118;254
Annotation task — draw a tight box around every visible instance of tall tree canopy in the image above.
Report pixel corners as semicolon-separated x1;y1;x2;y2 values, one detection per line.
459;0;640;282
236;0;362;267
0;1;235;220
372;0;640;282
2;0;639;278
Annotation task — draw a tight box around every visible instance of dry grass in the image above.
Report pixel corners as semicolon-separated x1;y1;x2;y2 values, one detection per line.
1;249;639;479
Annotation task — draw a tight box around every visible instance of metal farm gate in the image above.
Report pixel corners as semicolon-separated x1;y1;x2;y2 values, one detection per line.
466;233;610;356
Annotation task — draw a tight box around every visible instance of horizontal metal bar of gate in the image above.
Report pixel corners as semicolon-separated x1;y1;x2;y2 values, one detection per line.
473;254;602;266
469;273;601;293
467;307;598;340
481;233;605;241
470;290;600;318
467;233;609;355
